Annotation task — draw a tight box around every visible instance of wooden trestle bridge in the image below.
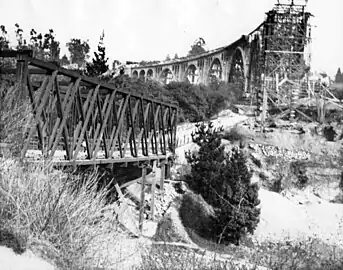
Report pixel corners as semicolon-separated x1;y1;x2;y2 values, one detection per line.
1;50;178;168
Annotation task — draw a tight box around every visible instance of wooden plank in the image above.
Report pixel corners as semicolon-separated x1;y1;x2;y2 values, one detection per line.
141;101;150;156
92;91;116;160
150;161;157;220
115;183;124;198
50;79;80;157
150;102;160;155
91;93;110;157
22;71;57;158
294;108;315;122
160;107;168;155
49;154;168;166
160;161;165;194
139;165;147;233
128;99;139;157
0;49;33;57
108;98;124;157
73;85;100;160
75;88;93;159
109;94;130;158
122;99;139;158
23;72;45;156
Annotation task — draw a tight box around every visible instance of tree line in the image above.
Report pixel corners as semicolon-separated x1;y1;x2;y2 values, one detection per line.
0;24;108;77
1;23;208;77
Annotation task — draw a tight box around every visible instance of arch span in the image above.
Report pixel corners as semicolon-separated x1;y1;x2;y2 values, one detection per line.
139;70;146;80
147;69;153;80
228;48;245;90
185;64;199;84
208;58;223;83
132;70;138;78
159;68;174;84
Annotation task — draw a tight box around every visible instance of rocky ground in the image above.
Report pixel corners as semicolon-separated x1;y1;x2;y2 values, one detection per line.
2;108;343;269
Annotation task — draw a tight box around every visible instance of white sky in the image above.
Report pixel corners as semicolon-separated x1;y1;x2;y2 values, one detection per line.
1;0;342;77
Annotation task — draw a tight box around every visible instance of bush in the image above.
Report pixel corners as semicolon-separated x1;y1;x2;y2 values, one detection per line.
115;78;241;123
185;122;260;246
179;192;217;239
222;125;246;142
0;81;32;157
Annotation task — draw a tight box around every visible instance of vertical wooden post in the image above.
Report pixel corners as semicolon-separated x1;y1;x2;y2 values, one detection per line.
139;165;147;233
261;86;267;125
150;161;157;220
166;159;171;180
160;161;165;194
16;54;27;100
275;73;279;105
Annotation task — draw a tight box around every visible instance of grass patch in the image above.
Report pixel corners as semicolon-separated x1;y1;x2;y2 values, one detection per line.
0;158;116;269
138;236;343;270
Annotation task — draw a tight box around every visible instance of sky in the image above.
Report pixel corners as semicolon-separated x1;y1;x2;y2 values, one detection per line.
1;0;342;77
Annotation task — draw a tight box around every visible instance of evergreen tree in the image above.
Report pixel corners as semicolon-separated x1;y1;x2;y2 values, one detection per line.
60;54;70;66
188;37;206;56
216;144;260;245
185;122;226;207
335;68;343;83
0;25;9;49
185;122;260;245
86;31;109;77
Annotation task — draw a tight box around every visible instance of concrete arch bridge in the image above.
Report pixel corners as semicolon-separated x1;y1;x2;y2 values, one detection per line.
130;35;252;92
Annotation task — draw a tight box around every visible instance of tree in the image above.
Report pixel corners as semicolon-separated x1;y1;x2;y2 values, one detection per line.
185;122;226;206
86;31;109;77
185;122;260;245
188;37;206;56
29;28;44;59
215;144;261;245
0;25;9;49
43;29;60;62
165;54;171;61
173;53;179;60
335;68;343;83
14;23;26;49
60;54;70;66
66;38;90;69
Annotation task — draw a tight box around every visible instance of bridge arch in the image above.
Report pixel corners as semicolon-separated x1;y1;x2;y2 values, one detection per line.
139;70;146;80
132;70;138;78
159;68;174;84
208;58;223;83
185;64;199;84
147;69;154;80
228;47;246;90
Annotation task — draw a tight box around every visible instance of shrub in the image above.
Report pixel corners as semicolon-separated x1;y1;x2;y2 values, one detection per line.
290;161;309;189
222;125;246;142
339;171;343;192
179;192;217;239
0;81;32;157
185;122;260;246
117;79;241;123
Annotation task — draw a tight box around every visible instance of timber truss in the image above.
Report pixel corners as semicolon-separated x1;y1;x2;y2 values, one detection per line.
1;50;178;166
